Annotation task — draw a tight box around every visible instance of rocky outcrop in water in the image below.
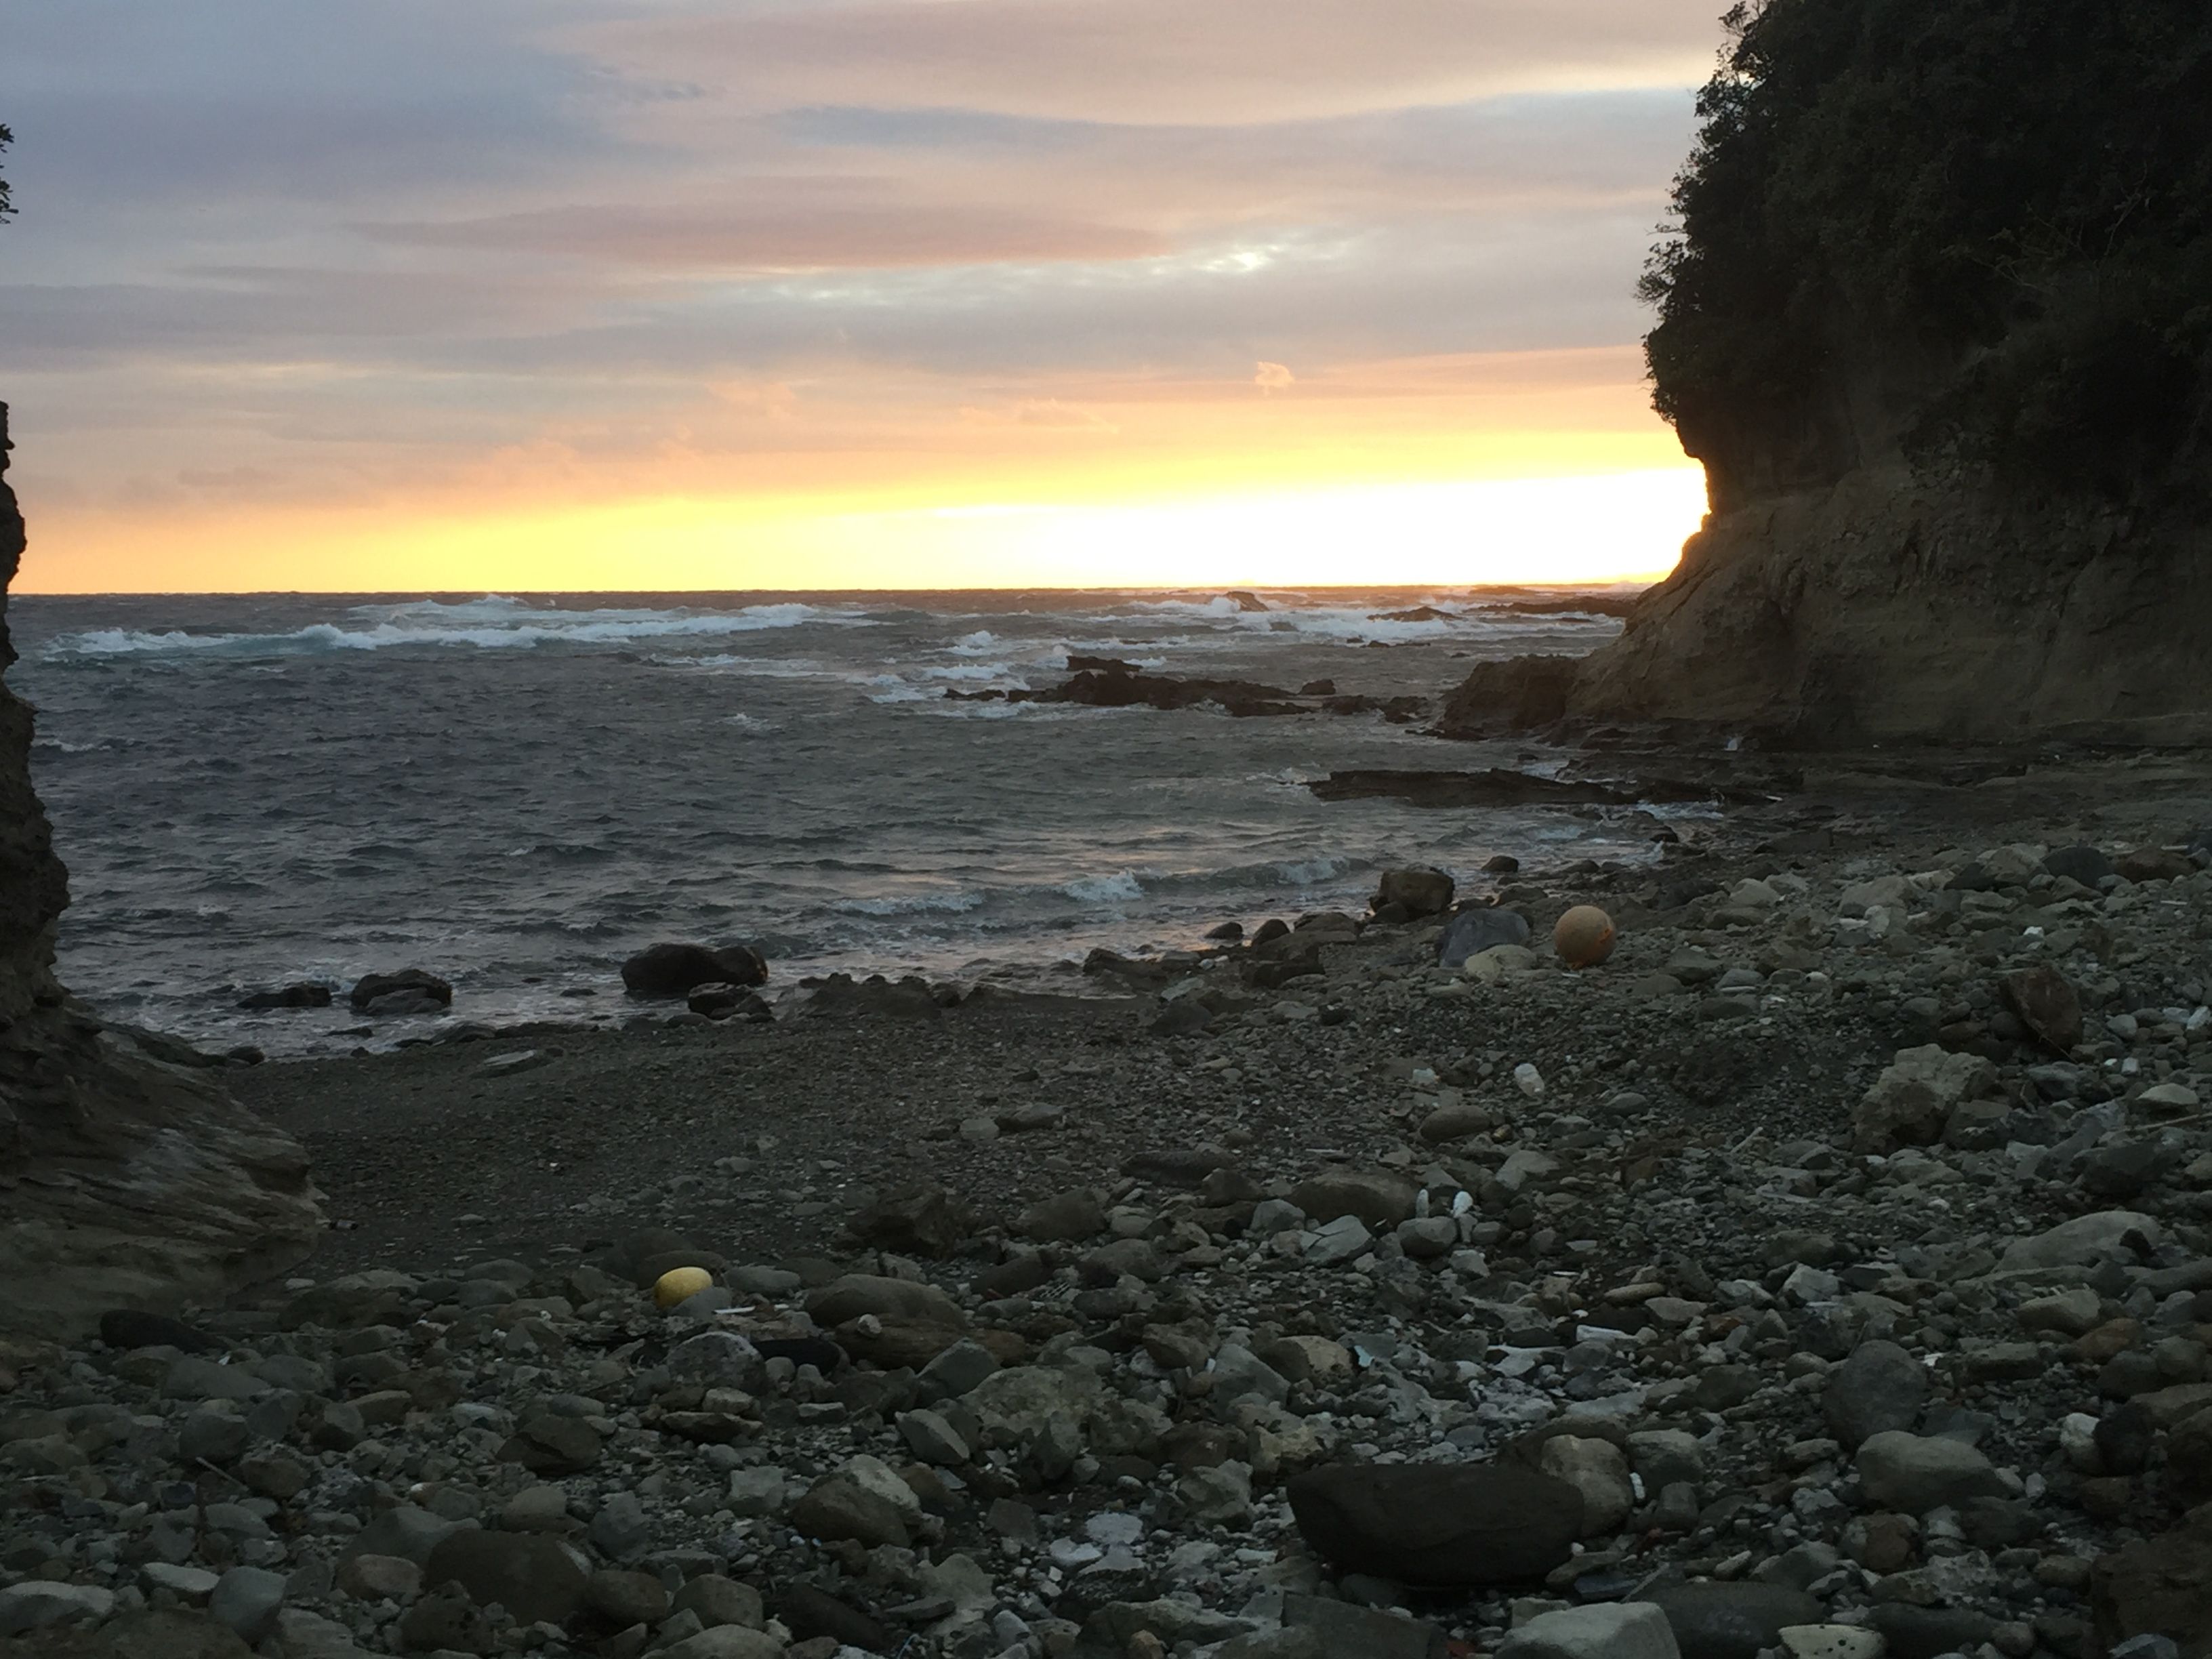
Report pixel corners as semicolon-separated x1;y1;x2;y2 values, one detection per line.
0;403;321;1341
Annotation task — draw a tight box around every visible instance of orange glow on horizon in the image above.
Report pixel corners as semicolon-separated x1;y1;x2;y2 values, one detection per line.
12;347;1705;594
17;466;1705;594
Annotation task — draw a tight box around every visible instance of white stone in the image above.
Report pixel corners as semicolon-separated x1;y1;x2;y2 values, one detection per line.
1303;1214;1374;1267
1499;1601;1680;1659
2000;1211;2164;1271
835;1453;924;1523
1780;1624;1887;1659
0;1582;117;1637
141;1563;220;1601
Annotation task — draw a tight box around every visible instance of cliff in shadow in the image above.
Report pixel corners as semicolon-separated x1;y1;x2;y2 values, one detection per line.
0;403;321;1340
1445;0;2212;747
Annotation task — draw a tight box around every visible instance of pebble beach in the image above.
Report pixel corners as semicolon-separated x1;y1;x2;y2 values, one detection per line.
5;750;2212;1659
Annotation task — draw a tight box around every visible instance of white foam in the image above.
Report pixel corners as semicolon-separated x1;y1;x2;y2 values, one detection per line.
1065;870;1144;903
834;891;987;916
1274;855;1355;885
42;598;871;659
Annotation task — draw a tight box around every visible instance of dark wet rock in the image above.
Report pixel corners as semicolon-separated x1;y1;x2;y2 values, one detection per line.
1309;769;1641;808
1024;661;1301;717
1824;1340;1929;1449
2093;1502;2212;1659
1868;1605;2000;1659
790;1476;910;1548
499;1415;602;1475
1372;867;1454;918
348;968;452;1012
2117;846;2195;883
1288;1170;1418;1230
1151;999;1214;1038
1287;1462;1582;1586
620;942;767;997
1017;1189;1107;1243
421;1531;589;1625
1856;1430;2007;1512
844;1184;975;1257
779;1583;899;1652
1122;1147;1235;1188
1437;905;1533;968
1433;653;1582;737
98;1309;222;1354
687;982;771;1021
2045;844;2116;886
796;971;941;1019
2004;965;2084;1052
806;1274;966;1330
1635;1583;1824;1659
584;1568;669;1628
234;983;331;1011
399;1584;495;1655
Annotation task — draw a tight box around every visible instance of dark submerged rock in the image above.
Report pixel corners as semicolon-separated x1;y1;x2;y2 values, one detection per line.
348;968;453;1012
619;943;767;998
1286;1462;1582;1586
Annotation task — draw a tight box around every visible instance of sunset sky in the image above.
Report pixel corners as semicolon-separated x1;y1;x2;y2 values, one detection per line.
4;1;1724;593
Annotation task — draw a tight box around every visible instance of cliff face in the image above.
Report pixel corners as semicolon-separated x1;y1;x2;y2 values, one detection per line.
1440;0;2212;748
0;403;321;1339
1558;470;2212;747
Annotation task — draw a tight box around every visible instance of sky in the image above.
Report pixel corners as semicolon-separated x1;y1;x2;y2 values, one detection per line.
0;1;1725;594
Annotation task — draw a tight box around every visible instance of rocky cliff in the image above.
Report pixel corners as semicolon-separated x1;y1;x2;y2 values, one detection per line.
0;403;321;1340
1442;0;2212;749
1537;472;2212;747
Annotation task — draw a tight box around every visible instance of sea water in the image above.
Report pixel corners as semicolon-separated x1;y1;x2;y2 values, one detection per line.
8;587;1668;1054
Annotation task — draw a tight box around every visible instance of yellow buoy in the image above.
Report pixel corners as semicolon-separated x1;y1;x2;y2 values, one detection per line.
651;1265;714;1309
1553;905;1618;968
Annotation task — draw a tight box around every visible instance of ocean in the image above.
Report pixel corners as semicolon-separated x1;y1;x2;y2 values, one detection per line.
7;587;1674;1054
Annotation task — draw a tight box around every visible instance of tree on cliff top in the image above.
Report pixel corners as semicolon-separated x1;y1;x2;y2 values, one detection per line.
1640;0;2212;502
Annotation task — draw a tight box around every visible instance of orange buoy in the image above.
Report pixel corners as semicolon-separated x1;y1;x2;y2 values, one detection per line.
1553;905;1617;968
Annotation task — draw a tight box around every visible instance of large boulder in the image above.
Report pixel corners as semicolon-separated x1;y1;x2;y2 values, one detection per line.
1852;1046;1997;1153
1822;1340;1928;1450
0;405;320;1340
348;968;452;1015
1372;867;1454;919
1289;1170;1418;1231
2093;1501;2212;1659
421;1532;590;1625
1286;1462;1582;1586
620;941;768;998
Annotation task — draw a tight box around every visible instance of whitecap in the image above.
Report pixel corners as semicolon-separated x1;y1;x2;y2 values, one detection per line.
1065;870;1144;903
834;891;987;916
1274;855;1355;885
41;598;872;660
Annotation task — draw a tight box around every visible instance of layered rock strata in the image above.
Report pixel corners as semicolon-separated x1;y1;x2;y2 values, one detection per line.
0;403;321;1340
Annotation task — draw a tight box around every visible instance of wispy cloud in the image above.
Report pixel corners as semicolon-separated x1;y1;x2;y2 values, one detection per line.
0;0;1717;586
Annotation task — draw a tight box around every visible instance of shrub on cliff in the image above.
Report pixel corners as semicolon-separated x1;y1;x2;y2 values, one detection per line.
1641;1;2212;504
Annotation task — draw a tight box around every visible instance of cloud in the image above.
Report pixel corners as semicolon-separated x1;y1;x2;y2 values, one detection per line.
370;199;1166;272
580;0;1719;127
1;0;1717;549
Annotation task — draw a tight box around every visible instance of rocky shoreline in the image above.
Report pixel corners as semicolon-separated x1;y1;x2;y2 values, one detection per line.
5;758;2212;1659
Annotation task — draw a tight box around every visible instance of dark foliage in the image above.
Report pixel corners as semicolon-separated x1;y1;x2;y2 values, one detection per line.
0;124;12;223
1641;1;2212;500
